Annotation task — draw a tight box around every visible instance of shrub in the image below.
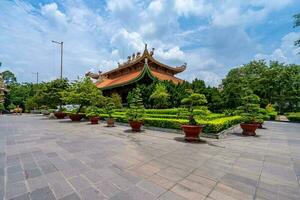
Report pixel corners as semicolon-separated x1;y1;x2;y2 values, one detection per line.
126;88;145;121
181;90;207;125
150;83;170;108
286;112;300;122
111;93;122;109
0;103;4;111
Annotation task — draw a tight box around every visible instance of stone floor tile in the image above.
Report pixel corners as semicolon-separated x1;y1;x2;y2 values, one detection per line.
30;186;56;200
147;174;176;190
50;179;74;199
171;183;206;200
68;175;91;192
27;176;49;192
83;169;104;183
7;171;25;184
209;183;253;200
25;168;42;179
107;174;134;191
58;192;81;200
158;191;188;200
95;180;121;198
137;179;166;197
7;165;23;174
8;193;30;200
40;163;58;174
6;181;28;199
79;187;106;200
110;186;155;200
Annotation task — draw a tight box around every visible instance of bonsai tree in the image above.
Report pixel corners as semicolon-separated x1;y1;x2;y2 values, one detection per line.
236;91;263;124
85;106;101;118
150;83;169;108
103;97;115;126
181;90;207;125
61;77;104;114
126;87;145;122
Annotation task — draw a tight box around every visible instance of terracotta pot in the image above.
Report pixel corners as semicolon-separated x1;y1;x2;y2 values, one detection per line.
254;122;263;129
240;123;258;136
90;116;99;124
106;118;115;127
181;125;204;142
54;112;66;119
129;120;143;132
69;113;84;122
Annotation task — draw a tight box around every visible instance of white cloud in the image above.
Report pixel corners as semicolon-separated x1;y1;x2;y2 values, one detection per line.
174;0;210;17
41;3;67;25
255;32;300;63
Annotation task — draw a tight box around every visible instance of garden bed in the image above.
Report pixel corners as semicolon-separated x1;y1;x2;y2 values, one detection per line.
99;110;242;138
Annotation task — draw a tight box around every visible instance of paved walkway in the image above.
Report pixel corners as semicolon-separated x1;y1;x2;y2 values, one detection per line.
0;114;300;200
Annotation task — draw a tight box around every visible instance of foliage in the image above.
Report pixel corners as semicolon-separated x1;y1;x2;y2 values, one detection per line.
181;90;207;125
111;93;122;108
286;112;300;122
150;83;170;108
0;103;4;111
1;70;17;85
7;103;15;110
61;77;104;113
236;90;263;124
103;97;115;118
126;87;145;121
85;106;101;118
25;96;38;111
36;79;69;110
222;60;300;113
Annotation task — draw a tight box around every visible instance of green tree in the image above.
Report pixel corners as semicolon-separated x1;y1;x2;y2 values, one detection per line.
181;90;207;125
1;70;17;85
150;83;170;108
111;93;122;108
61;77;104;113
126;87;145;121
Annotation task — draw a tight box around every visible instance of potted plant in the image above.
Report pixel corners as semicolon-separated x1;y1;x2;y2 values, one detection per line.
61;77;104;122
126;88;145;132
104;97;115;127
180;91;207;141
237;91;263;136
86;106;101;124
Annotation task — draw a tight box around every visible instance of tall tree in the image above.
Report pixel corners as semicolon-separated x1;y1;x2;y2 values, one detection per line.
1;70;17;85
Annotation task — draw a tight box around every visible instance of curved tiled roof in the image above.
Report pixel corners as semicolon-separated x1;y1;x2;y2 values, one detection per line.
96;64;184;90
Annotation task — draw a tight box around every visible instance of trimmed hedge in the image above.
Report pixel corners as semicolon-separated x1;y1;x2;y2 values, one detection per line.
99;113;242;134
286;112;300;122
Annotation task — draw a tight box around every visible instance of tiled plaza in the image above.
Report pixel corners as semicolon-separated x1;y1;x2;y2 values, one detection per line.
0;114;299;200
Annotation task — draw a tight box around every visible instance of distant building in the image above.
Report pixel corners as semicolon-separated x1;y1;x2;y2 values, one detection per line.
86;44;187;101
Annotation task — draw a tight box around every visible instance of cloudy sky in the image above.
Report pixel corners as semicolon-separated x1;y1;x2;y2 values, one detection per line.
1;0;300;86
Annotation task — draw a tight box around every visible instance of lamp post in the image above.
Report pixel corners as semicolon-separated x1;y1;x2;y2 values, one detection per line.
52;40;63;79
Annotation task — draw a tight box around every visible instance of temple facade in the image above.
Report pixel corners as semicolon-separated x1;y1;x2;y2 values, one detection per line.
86;45;187;101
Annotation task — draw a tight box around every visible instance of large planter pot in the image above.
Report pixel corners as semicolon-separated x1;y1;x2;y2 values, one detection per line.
129;120;143;132
69;113;84;122
54;112;66;119
90;116;99;124
106;118;115;127
254;122;263;129
181;125;204;142
240;123;258;136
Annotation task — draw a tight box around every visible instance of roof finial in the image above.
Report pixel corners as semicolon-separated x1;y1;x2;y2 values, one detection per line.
145;43;148;50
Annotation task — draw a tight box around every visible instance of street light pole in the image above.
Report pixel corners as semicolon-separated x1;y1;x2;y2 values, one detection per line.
52;40;63;79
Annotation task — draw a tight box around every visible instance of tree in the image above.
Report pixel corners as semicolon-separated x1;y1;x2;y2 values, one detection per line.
150;83;170;108
1;70;17;85
36;79;69;109
111;93;122;108
126;87;145;121
236;90;263;123
61;77;104;113
181;90;207;125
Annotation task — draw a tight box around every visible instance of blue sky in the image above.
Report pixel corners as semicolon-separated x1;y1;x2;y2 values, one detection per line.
0;0;300;86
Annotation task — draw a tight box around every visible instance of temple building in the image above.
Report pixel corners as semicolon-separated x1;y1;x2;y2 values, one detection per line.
86;44;187;101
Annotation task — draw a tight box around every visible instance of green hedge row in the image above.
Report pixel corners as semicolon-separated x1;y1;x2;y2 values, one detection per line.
286;112;300;122
99;113;242;134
